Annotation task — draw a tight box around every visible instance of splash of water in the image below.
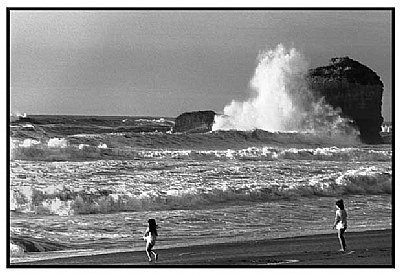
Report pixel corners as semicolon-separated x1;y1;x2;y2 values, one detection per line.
212;44;359;139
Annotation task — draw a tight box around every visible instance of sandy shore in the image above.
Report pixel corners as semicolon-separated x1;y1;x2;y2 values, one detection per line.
11;229;393;266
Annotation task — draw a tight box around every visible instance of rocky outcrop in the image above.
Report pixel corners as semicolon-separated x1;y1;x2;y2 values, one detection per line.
173;111;216;133
308;57;384;143
11;236;67;252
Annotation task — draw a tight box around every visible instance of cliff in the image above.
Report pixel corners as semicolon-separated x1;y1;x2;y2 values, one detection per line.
308;57;384;143
173;110;216;133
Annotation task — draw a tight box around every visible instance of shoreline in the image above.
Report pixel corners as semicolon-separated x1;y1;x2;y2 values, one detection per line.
10;229;393;266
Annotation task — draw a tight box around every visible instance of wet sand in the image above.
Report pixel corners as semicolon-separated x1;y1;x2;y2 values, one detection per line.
11;229;393;266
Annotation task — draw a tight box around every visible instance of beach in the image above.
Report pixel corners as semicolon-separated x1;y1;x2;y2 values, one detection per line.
12;229;392;266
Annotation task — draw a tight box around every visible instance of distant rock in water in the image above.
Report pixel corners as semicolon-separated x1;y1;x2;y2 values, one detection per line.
173;110;216;133
308;57;384;143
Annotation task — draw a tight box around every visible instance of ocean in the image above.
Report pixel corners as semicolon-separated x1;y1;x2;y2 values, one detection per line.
9;115;392;264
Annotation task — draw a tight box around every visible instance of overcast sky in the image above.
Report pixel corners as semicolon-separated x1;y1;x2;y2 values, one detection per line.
10;10;392;120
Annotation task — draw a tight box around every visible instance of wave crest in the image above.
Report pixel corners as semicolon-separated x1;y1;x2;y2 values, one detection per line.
213;44;359;139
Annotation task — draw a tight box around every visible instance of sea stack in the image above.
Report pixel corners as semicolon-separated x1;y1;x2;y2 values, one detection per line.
173;110;216;133
308;57;384;143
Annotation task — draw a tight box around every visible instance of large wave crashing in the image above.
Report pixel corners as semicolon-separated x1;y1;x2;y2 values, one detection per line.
213;44;359;139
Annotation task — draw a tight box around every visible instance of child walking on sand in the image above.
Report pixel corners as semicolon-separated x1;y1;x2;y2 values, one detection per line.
143;219;158;262
332;199;348;252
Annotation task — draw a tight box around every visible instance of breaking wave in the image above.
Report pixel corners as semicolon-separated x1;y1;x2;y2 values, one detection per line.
10;138;390;162
123;168;391;210
213;44;359;139
122;146;391;162
10;161;391;216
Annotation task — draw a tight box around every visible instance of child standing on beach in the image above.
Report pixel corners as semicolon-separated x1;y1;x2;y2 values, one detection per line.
143;219;158;262
332;199;348;252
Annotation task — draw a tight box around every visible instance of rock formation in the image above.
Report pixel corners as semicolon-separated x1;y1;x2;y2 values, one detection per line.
173;110;216;133
173;58;384;143
308;57;384;143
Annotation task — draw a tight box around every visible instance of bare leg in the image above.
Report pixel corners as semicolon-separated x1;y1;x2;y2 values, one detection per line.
151;250;158;261
340;229;346;251
337;229;346;251
146;250;152;261
146;243;153;261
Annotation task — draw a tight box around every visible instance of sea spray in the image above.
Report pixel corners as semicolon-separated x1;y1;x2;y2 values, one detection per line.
213;44;359;140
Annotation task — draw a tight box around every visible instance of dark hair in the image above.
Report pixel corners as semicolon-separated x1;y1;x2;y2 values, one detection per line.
148;219;158;236
336;199;345;210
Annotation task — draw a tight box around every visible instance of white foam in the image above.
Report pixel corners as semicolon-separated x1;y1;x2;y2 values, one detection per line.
10;243;24;257
78;144;89;149
19;138;41;148
98;143;108;149
48;138;68;148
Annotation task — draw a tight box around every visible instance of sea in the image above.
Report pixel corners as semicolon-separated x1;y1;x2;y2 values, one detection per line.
9;115;392;264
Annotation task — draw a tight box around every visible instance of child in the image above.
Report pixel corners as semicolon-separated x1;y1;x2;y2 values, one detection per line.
143;219;158;262
332;199;348;252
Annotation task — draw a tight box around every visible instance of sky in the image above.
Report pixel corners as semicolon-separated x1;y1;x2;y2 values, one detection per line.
10;9;393;121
